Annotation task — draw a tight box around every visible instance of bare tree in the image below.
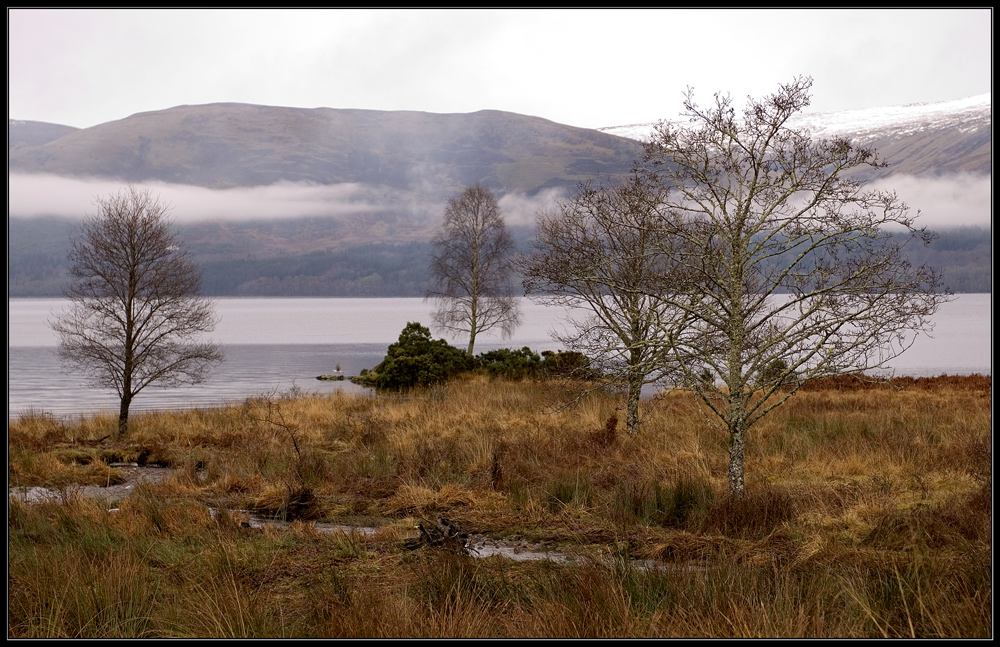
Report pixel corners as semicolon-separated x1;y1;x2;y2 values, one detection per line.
642;77;949;496
427;184;521;355
522;170;690;434
50;186;224;438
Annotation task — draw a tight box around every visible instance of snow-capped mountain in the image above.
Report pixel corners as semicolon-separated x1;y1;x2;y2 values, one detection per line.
598;93;992;177
786;93;991;142
598;93;991;143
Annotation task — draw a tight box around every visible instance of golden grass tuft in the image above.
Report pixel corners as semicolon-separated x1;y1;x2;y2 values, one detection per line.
388;482;478;517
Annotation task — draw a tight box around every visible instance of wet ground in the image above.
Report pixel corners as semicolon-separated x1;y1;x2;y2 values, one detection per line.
9;463;173;506
8;465;597;565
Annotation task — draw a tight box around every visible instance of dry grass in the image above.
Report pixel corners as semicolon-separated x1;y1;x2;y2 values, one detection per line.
8;374;992;638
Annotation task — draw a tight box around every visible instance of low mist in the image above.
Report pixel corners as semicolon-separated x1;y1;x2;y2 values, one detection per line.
866;173;991;229
6;171;988;231
7;173;566;228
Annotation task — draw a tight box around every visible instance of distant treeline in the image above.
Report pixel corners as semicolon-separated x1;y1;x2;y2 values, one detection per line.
198;241;433;297
7;216;76;297
8;219;992;297
904;226;992;294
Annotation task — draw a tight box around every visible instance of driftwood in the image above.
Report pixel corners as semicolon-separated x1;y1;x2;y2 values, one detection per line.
412;517;472;554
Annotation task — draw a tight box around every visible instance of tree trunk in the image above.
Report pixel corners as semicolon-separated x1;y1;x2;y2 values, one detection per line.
727;422;746;497
116;394;132;439
626;375;642;434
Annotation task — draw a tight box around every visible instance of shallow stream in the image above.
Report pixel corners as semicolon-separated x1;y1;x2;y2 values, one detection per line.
8;465;592;565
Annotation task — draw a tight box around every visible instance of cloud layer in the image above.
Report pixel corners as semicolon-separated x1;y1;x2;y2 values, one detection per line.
7;173;568;229
866;173;991;229
9;171;989;233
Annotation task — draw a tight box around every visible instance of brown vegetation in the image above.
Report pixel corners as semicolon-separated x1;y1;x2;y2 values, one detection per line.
799;372;992;393
8;374;991;638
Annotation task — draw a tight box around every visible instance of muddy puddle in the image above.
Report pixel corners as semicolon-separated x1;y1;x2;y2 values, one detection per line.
9;463;174;505
468;536;582;563
8;465;385;537
206;507;382;536
9;465;657;568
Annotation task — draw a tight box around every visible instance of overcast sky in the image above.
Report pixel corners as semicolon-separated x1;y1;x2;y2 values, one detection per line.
7;8;993;130
7;8;992;229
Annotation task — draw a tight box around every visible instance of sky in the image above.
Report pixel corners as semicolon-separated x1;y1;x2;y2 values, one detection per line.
6;8;993;229
8;8;992;130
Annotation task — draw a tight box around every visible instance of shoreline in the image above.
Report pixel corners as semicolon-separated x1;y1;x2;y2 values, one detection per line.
9;372;992;424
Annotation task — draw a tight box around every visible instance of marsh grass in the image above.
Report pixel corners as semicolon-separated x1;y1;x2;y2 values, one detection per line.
611;476;716;530
8;374;991;638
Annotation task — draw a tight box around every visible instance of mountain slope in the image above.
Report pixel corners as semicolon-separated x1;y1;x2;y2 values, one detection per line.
8;120;79;148
10;94;989;194
599;93;992;177
8;104;644;196
9;216;989;297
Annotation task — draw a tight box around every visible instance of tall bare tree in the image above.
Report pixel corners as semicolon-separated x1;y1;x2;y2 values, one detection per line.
427;184;521;355
522;170;689;434
643;77;949;496
50;186;224;438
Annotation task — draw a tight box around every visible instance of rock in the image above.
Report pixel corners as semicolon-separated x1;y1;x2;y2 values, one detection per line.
316;373;345;381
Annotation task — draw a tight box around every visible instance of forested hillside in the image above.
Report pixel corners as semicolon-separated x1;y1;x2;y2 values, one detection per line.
198;241;433;297
904;226;993;294
8;218;991;297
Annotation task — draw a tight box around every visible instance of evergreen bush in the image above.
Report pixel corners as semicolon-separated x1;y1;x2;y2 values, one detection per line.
369;322;472;391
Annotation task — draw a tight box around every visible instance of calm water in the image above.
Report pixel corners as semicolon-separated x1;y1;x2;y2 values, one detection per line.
7;295;992;419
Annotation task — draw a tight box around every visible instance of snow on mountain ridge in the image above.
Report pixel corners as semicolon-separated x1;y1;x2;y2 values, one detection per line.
600;93;992;143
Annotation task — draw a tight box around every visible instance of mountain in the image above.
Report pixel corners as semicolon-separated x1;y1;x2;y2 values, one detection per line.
599;93;992;178
10;94;989;194
8;96;992;297
8;119;79;148
8;104;643;197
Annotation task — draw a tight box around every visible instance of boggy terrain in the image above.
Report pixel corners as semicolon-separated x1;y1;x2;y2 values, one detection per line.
8;374;992;638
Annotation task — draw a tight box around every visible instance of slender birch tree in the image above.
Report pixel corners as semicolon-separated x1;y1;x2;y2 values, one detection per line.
50;186;223;438
643;77;949;496
522;170;690;434
427;184;521;355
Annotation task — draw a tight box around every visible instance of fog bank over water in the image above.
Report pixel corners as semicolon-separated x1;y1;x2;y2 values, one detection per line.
7;170;988;230
865;173;991;229
6;173;566;228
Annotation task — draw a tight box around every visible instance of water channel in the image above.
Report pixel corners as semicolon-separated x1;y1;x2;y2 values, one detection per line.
8;464;588;565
